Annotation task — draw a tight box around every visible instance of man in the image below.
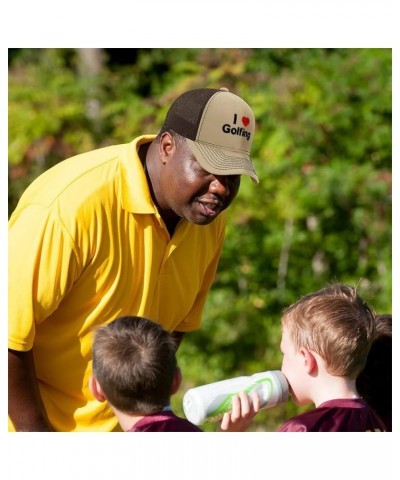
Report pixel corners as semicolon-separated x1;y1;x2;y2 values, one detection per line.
8;87;258;431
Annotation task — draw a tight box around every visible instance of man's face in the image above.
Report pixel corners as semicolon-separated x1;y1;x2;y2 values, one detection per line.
161;137;241;225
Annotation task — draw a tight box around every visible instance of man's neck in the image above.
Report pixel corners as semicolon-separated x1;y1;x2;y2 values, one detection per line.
142;141;180;237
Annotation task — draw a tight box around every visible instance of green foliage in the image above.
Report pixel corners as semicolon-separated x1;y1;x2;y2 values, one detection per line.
8;48;392;431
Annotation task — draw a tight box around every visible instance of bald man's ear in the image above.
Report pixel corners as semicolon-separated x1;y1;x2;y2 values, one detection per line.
89;375;107;402
159;132;175;164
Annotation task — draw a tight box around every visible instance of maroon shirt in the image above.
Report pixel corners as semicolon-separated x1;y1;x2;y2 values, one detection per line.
279;398;386;432
128;410;202;432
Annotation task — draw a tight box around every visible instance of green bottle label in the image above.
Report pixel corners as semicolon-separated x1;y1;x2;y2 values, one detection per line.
206;377;273;422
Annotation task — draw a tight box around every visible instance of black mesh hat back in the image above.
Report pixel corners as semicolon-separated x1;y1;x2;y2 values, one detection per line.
163;89;220;140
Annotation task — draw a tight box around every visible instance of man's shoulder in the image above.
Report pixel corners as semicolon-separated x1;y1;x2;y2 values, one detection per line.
12;143;133;215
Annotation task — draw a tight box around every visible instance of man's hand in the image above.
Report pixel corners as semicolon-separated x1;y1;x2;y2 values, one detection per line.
218;391;260;432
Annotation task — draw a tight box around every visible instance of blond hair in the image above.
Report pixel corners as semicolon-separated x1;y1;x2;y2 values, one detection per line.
282;283;375;378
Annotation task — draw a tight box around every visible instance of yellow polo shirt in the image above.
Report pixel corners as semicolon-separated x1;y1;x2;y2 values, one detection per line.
8;135;226;431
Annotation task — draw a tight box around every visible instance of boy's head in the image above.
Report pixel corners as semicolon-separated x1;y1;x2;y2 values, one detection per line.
280;283;375;405
90;316;181;415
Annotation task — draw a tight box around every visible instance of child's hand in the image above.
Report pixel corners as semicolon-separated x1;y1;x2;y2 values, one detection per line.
217;391;260;432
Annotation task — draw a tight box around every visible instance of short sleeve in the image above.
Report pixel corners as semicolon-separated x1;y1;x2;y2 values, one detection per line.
8;205;80;351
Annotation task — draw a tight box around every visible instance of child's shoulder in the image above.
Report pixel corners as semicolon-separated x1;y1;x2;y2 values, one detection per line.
129;411;202;432
279;398;386;432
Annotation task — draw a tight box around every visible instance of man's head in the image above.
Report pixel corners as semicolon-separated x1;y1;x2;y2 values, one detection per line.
148;88;258;226
280;284;375;404
90;316;181;415
161;88;258;183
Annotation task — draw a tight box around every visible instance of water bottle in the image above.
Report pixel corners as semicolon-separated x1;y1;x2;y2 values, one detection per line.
183;370;289;425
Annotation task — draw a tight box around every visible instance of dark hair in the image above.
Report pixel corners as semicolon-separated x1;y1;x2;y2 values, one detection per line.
282;283;376;378
356;314;392;430
92;316;178;414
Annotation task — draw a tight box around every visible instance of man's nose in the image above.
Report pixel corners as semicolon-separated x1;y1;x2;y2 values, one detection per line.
209;176;230;197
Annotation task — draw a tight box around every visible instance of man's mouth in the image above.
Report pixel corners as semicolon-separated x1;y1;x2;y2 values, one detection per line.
197;199;222;218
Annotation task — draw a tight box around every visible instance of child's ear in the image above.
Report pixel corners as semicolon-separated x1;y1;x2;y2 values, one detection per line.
300;348;317;375
170;366;182;395
89;375;107;402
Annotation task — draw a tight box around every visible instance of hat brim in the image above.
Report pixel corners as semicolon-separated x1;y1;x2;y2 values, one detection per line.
186;139;259;184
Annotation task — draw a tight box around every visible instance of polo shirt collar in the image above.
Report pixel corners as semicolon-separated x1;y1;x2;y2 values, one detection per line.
120;135;157;214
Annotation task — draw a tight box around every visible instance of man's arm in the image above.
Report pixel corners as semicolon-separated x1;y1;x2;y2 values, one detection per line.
8;349;53;431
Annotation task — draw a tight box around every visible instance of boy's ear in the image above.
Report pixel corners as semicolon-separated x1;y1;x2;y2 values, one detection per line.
89;375;107;402
170;366;182;395
300;348;317;375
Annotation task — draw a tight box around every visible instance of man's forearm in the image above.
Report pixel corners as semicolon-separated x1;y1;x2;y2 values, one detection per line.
8;349;53;431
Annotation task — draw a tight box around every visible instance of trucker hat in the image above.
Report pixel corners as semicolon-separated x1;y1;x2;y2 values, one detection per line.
162;87;259;183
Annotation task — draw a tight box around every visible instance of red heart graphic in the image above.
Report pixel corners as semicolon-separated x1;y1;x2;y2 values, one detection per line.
242;116;250;127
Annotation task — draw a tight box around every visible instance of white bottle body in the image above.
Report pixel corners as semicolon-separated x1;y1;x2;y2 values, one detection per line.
183;370;289;425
